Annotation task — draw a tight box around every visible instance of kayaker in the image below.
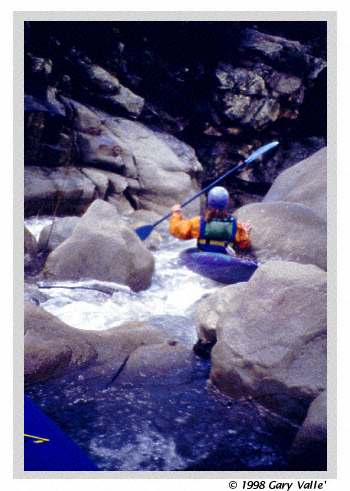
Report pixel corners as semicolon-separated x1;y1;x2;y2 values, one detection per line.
169;186;251;254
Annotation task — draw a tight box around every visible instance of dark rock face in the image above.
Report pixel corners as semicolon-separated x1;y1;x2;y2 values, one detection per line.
24;21;326;209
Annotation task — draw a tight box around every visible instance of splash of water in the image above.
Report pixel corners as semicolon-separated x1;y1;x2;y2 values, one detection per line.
25;217;218;332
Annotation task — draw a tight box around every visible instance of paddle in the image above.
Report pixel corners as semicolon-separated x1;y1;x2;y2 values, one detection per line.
135;140;279;241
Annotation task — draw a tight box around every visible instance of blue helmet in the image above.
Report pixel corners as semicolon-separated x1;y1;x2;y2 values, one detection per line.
207;186;229;210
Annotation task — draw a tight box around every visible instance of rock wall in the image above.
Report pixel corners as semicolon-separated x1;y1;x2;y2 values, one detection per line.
24;21;326;213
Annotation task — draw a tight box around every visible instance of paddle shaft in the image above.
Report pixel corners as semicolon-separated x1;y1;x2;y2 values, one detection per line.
135;140;279;240
151;157;254;228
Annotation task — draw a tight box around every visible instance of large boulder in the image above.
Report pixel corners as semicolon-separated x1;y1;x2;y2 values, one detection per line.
24;166;98;216
68;100;202;215
43;199;155;291
288;391;327;470
38;216;80;252
264;147;327;222
24;302;167;386
235;202;326;270
207;261;326;421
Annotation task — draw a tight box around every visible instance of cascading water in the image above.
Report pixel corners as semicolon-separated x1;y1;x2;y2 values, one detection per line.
25;216;294;471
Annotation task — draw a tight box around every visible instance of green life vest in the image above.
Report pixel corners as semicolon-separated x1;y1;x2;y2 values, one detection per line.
198;216;237;253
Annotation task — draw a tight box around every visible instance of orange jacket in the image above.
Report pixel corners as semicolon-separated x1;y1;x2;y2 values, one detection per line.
169;212;251;249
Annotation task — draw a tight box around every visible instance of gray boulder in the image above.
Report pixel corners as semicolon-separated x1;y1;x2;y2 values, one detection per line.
80;167;110;197
68;100;202;215
103;118;202;215
264;147;327;222
114;341;193;386
43;199;155;291
127;209;164;250
24;301;97;384
208;261;326;421
24;302;166;386
107;194;135;216
235;201;326;270
196;283;247;345
24;166;97;216
24;226;38;272
38;217;80;252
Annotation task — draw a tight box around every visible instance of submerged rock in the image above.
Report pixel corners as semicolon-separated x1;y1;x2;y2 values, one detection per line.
264;147;327;222
235;201;326;270
114;341;193;386
207;261;326;422
43;199;155;291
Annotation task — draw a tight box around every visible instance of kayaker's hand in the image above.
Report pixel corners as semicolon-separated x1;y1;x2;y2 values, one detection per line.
171;204;181;213
243;222;252;233
226;245;237;258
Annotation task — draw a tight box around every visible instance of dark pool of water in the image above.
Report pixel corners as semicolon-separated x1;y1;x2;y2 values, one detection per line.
26;343;295;471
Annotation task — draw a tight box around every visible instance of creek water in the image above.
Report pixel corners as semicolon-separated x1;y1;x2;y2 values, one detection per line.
25;216;294;471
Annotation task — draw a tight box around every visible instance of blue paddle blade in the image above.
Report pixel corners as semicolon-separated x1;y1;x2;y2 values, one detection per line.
135;224;154;241
245;140;279;164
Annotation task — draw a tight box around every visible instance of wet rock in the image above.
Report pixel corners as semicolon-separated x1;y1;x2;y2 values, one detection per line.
288;391;327;470
107;193;135;216
38;216;80;252
235;201;326;270
27;54;53;79
80;168;110;197
114;342;193;386
24;302;167;386
24;226;38;273
24;283;50;305
209;261;326;422
240;28;326;79
95;170;128;194
24;166;97;216
154;131;203;175
264;147;326;222
196;283;247;345
216;65;267;95
77;128;126;172
75;58;144;117
213;26;326;132
66;100;202;215
101;117;202;216
43;199;155;291
127;209;164;250
24;302;97;384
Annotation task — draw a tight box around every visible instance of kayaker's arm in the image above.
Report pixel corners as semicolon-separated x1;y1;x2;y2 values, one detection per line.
169;206;200;240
